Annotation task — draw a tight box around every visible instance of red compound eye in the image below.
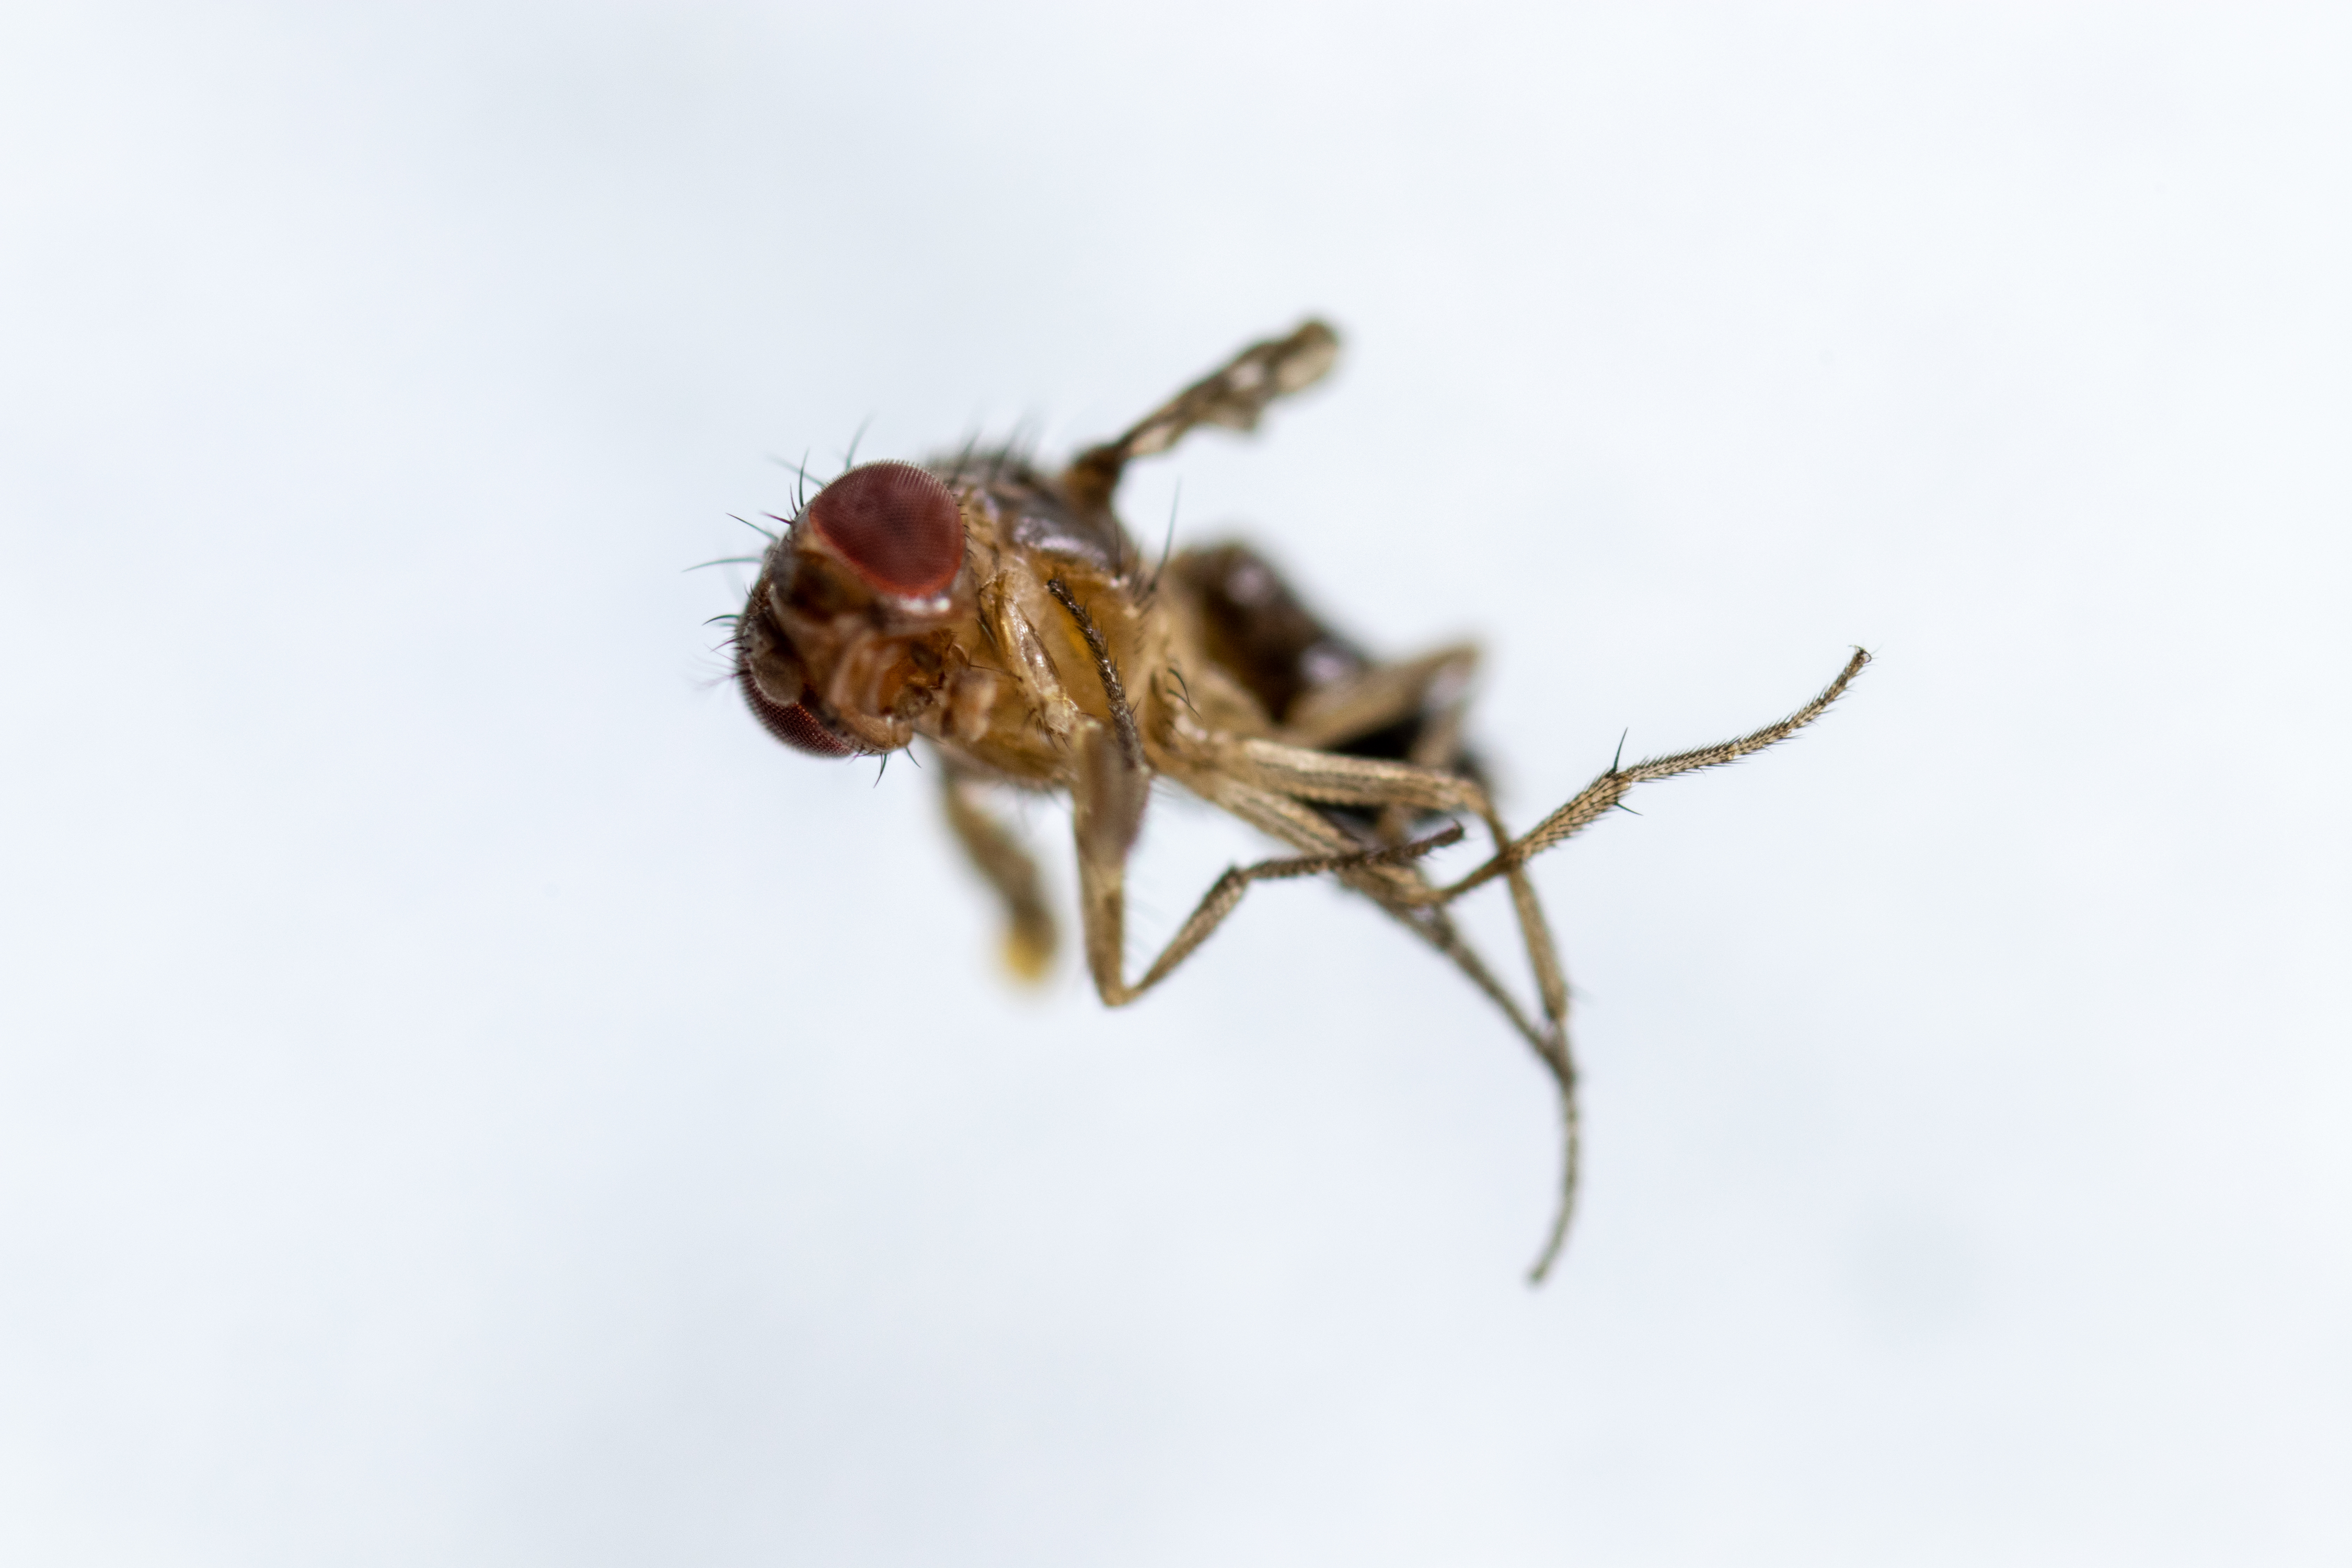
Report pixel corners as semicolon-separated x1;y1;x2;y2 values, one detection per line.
737;661;858;757
805;462;965;598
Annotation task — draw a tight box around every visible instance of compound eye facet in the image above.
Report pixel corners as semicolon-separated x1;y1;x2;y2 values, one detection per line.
737;661;858;757
805;462;965;598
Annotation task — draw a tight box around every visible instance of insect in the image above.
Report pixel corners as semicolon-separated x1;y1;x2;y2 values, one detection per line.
726;321;1866;1281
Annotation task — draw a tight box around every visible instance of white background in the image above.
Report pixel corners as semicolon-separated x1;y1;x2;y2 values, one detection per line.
3;3;2347;1563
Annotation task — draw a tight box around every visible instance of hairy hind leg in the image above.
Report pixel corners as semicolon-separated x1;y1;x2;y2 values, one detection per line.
1217;652;1870;1027
1207;645;1874;1283
1433;649;1872;902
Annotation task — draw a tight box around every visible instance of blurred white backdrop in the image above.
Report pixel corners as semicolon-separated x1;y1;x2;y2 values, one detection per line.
3;3;2347;1563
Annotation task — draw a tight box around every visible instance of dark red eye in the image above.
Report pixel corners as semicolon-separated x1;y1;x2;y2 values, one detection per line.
805;462;964;598
737;661;858;757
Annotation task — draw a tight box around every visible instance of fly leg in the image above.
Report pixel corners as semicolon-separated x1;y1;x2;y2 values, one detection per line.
1214;735;1572;1036
1055;569;1575;1275
940;765;1058;982
1265;650;1872;898
1274;638;1485;848
1074;719;1465;1005
1198;774;1558;1053
1266;642;1562;1040
1050;573;1463;1006
1216;649;1873;1280
1278;642;1481;757
1061;320;1340;512
1197;773;1582;1282
1222;650;1871;1036
1429;649;1872;904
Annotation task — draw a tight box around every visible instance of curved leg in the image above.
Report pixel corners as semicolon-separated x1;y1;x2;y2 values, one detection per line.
1201;774;1581;1282
1061;320;1340;511
1070;722;1466;1007
1206;650;1873;1281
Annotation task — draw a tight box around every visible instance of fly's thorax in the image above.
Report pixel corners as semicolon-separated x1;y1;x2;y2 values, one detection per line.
931;455;1129;581
914;478;1172;780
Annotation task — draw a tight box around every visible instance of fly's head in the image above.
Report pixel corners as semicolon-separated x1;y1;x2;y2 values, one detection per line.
736;461;973;757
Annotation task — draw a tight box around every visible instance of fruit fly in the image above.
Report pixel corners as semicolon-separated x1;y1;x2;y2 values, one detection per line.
727;321;1866;1281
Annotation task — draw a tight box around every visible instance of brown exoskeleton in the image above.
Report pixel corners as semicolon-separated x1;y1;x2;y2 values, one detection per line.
729;321;1867;1281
